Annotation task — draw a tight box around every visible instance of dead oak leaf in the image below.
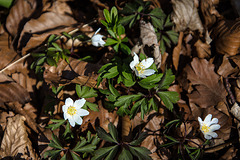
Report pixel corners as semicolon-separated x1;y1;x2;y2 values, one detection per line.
0;115;38;159
185;58;227;108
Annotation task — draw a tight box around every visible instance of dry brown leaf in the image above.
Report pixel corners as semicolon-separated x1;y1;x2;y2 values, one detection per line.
140;20;161;68
217;55;238;78
185;58;227;108
172;31;183;71
194;39;211;58
0;32;20;70
200;0;221;28
5;0;37;37
0;73;30;108
0;115;38;159
171;0;204;33
219;146;237;160
44;57;105;89
211;19;240;56
18;12;77;53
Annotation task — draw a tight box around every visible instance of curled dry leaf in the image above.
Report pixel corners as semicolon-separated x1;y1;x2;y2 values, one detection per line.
18;12;77;53
0;115;38;159
200;0;221;28
171;0;204;33
211;19;240;56
194;39;211;58
172;31;183;71
140;20;161;68
217;55;238;78
0;73;30;108
185;58;227;108
44;57;105;89
5;0;37;37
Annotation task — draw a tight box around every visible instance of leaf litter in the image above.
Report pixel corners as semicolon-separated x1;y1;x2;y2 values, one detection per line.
0;0;240;159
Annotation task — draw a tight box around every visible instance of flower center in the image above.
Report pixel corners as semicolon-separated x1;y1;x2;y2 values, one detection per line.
67;106;77;116
135;63;145;74
202;123;210;133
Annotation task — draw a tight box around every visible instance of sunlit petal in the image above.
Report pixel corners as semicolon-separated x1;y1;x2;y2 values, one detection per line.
204;114;212;125
140;58;154;68
65;97;73;106
209;124;220;132
77;109;89;116
73;115;83;125
68;116;75;127
74;98;86;109
62;105;68;113
142;69;155;77
130;53;139;70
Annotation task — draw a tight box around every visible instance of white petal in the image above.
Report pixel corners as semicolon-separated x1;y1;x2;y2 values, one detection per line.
68;116;75;127
92;41;99;47
209;132;218;138
204;114;212;124
63;112;68;120
204;134;212;140
198;117;203;125
130;53;139;70
142;69;155;77
94;28;101;35
62;105;68;113
209;124;220;132
77;109;89;116
140;58;154;68
74;98;86;109
73;115;83;125
137;72;146;78
65;97;73;106
209;118;218;125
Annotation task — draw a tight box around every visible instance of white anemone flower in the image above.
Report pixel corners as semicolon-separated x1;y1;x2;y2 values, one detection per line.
130;52;155;78
62;97;89;127
198;114;221;140
91;28;105;47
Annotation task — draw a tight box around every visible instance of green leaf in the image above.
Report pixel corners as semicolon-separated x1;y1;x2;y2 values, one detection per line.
102;66;119;79
114;94;142;107
117;103;130;116
130;132;148;146
103;9;111;23
149;8;166;19
92;135;101;146
76;85;98;98
159;69;175;89
129;16;136;28
85;101;99;111
108;80;120;97
48;34;56;43
111;6;118;20
70;151;83;160
105;145;119;160
108;30;117;39
51;133;62;149
130;98;144;119
120;43;131;55
46;119;66;130
157;91;179;111
105;38;118;46
120;14;136;26
92;146;117;160
96;127;118;143
158;141;177;148
118;147;133;160
165;119;180;128
164;134;179;142
101;20;108;27
98;63;113;73
117;25;125;37
108;122;118;143
129;146;152;160
113;43;120;52
46;57;57;66
62;32;72;39
160;38;166;54
72;144;96;153
149;97;158;111
60;153;67;160
44;150;61;159
151;16;163;29
52;42;63;52
166;30;178;44
73;139;87;150
36;57;46;66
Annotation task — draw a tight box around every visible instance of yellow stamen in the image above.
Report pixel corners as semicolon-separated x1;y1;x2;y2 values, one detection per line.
67;106;77;116
135;63;145;74
202;124;210;133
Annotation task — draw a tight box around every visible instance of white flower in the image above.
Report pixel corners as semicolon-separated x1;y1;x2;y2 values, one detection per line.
91;28;105;47
198;114;221;140
62;97;89;127
130;52;155;78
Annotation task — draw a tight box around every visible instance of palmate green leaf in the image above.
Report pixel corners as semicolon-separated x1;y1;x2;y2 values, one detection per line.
111;7;118;22
158;141;177;148
96;127;118;143
117;103;130;116
108;122;118;143
165;119;180;128
159;69;175;89
129;16;136;28
92;135;101;146
160;38;166;54
60;153;67;160
72;144;96;153
52;42;63;52
166;30;178;44
70;151;83;160
129;132;148;146
129;146;152;160
130;98;144;119
114;94;142;107
98;63;113;73
92;146;117;160
120;14;136;26
149;8;166;19
117;24;125;36
157;91;179;111
76;85;98;98
140;98;148;119
164;134;179;142
50;134;63;149
120;43;131;55
162;35;171;48
105;145;119;160
148;97;158;111
48;34;56;43
151;16;164;30
107;30;117;39
46;119;66;130
46;57;57;66
85;101;99;111
44;150;61;159
122;77;135;87
63;121;74;139
102;65;119;79
108;80;120;97
118;147;133;160
101;20;108;27
113;43;120;52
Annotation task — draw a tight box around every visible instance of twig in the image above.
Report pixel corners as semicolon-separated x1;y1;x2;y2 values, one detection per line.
224;77;236;104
